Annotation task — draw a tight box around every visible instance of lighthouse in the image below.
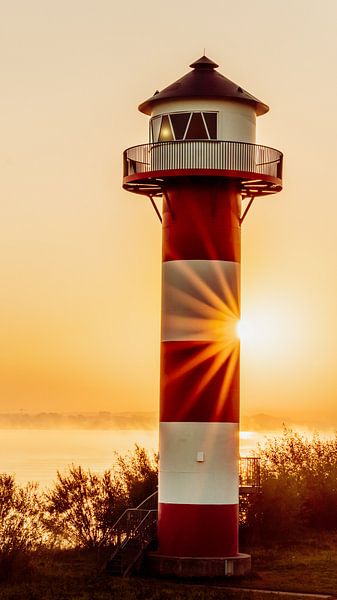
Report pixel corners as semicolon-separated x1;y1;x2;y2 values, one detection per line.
123;56;283;577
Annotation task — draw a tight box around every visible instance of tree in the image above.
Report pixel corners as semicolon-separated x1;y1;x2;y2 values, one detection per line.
114;444;158;508
44;446;158;549
45;466;126;548
0;474;44;581
242;428;337;544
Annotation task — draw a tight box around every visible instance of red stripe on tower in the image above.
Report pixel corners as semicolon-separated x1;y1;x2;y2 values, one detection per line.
158;504;239;557
122;55;283;577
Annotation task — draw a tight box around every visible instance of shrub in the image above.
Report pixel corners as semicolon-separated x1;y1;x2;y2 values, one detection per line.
243;428;337;544
114;444;158;508
0;474;44;581
44;466;126;549
44;446;158;549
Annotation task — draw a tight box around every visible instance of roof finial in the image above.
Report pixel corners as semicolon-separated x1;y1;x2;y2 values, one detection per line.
189;55;219;69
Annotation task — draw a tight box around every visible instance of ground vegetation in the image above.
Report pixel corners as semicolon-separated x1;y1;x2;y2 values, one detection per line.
241;428;337;544
1;432;337;596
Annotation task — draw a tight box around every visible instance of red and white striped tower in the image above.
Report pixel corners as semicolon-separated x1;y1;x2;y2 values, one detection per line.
123;56;283;577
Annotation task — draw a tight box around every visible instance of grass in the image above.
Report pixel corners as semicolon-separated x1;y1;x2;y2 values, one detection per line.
1;533;337;599
242;532;337;596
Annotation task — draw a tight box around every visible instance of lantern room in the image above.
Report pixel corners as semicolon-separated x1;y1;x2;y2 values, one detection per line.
123;56;282;199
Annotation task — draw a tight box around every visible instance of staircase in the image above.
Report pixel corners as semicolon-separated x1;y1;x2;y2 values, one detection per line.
106;491;158;577
106;458;260;577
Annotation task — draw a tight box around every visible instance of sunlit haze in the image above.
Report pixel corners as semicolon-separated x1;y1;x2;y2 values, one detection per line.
1;0;337;435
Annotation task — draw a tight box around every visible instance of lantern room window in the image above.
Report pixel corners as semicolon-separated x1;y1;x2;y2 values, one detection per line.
150;112;217;142
185;113;208;139
170;113;190;139
159;115;174;141
203;113;217;139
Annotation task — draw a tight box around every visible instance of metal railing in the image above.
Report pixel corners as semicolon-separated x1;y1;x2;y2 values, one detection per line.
239;457;261;489
107;492;158;577
119;509;157;577
124;140;283;181
136;490;158;510
109;491;158;547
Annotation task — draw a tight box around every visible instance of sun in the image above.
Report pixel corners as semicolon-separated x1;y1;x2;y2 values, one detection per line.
237;305;287;359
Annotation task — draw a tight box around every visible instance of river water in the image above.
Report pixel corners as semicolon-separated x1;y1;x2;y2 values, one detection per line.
0;428;269;488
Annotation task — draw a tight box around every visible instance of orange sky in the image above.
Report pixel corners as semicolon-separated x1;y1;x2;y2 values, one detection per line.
1;0;337;430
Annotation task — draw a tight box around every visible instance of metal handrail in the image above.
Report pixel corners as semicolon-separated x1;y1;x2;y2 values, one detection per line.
239;457;261;488
120;509;158;577
123;140;283;181
109;490;158;547
121;509;157;548
108;505;158;577
112;509;149;545
135;490;158;510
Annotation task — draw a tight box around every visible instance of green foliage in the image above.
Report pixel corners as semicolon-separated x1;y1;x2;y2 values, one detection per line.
0;474;45;581
114;444;158;508
0;444;158;571
243;428;337;544
1;543;336;598
44;446;158;549
44;466;126;548
3;433;337;583
0;546;309;600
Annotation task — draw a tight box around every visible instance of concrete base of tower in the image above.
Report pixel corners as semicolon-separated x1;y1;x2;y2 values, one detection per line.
146;552;251;578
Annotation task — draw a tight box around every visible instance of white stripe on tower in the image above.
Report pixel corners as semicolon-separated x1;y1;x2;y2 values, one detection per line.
159;421;239;505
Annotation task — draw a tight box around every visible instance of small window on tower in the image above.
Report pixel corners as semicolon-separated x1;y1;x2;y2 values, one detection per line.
158;115;174;141
170;113;190;140
185;113;208;139
150;116;161;142
203;113;217;139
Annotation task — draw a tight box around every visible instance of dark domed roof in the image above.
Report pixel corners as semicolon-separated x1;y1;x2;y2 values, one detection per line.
138;55;269;116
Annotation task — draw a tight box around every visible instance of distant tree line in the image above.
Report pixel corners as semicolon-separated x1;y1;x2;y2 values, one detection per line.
2;430;337;581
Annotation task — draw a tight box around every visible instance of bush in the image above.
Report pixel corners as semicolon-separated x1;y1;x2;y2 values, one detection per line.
44;446;158;549
0;474;45;581
44;466;126;548
114;444;158;508
243;428;337;544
